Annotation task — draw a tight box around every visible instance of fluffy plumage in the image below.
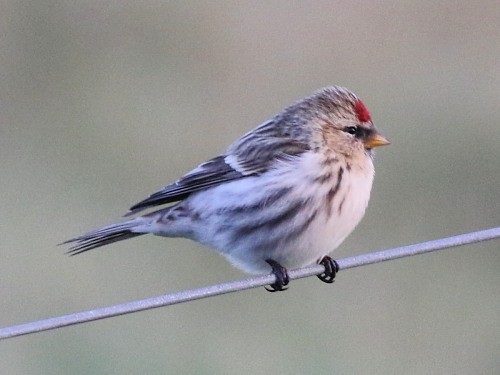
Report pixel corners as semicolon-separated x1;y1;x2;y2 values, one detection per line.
64;86;389;279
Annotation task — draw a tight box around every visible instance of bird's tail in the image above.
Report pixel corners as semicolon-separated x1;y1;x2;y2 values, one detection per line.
62;218;150;255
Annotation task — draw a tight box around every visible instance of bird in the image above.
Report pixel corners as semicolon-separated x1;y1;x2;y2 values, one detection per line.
63;86;390;291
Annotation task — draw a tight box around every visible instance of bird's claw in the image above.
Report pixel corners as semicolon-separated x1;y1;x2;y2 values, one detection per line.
317;256;339;283
265;259;290;292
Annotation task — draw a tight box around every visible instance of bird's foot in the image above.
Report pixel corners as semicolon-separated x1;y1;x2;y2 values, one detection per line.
317;256;339;284
265;259;290;292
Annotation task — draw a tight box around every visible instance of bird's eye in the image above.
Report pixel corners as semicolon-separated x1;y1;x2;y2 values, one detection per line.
344;126;358;135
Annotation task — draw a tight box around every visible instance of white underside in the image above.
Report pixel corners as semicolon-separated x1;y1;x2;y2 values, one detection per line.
146;152;375;274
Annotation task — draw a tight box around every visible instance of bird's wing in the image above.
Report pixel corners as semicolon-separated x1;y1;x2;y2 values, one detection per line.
126;155;245;215
126;120;310;216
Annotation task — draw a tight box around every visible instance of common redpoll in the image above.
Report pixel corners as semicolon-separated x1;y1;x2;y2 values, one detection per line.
64;86;389;291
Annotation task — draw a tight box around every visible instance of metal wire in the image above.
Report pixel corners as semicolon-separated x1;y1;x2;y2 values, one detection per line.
1;227;499;340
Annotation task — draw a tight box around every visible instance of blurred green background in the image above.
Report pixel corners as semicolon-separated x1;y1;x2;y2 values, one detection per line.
1;1;499;374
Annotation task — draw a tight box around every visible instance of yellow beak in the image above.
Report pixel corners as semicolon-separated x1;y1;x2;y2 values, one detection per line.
364;132;390;148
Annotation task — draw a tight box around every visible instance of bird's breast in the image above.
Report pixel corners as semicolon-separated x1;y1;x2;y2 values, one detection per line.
184;151;375;273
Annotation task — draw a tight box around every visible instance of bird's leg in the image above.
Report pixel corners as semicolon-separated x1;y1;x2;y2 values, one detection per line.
265;259;290;292
317;256;339;283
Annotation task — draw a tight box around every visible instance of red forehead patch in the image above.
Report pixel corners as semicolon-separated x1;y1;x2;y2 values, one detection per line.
354;99;371;122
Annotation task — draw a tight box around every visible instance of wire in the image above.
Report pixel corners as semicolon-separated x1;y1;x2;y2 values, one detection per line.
1;227;499;340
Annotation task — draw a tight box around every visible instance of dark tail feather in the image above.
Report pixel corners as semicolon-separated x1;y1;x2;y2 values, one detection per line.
62;221;145;255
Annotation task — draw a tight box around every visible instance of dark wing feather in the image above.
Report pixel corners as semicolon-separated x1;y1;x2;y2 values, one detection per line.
126;118;310;216
125;156;245;216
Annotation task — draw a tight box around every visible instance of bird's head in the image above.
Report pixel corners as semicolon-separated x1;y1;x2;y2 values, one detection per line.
287;86;390;159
